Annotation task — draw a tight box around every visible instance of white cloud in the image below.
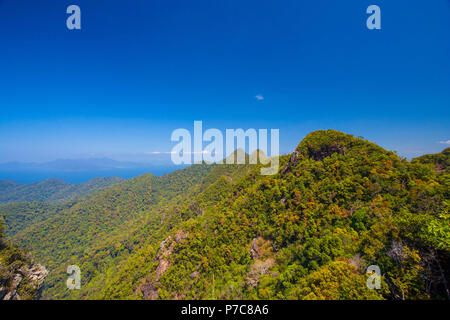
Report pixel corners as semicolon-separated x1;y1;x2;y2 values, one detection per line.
145;151;208;155
255;94;264;101
144;151;174;154
438;140;450;145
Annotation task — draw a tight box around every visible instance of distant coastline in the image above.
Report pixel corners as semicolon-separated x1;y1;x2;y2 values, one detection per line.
0;166;184;184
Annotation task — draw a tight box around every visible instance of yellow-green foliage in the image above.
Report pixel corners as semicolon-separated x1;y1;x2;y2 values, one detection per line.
9;131;450;300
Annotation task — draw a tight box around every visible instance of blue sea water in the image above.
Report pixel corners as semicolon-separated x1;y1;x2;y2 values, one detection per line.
0;166;186;184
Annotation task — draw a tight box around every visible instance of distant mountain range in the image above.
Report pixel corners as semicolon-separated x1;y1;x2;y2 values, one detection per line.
0;176;124;204
0;158;158;172
0;157;181;183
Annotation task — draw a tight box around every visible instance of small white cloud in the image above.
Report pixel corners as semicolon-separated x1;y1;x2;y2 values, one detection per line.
255;94;264;101
145;150;209;155
438;140;450;145
144;151;175;155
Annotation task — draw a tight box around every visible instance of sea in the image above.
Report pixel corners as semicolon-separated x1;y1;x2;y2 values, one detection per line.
0;166;186;184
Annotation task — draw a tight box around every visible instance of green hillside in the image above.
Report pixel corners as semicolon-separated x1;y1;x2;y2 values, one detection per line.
0;177;124;204
8;130;450;300
412;147;450;173
0;177;125;239
0;180;22;194
0;202;74;238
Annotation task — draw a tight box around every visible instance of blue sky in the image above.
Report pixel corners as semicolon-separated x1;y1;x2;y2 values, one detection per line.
0;0;449;163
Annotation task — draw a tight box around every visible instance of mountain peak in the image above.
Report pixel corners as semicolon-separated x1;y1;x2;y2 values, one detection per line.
294;130;386;161
223;148;250;164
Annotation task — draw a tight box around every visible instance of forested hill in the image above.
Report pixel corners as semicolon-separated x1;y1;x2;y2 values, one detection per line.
0;177;124;204
14;160;253;299
412;147;450;172
9;130;450;300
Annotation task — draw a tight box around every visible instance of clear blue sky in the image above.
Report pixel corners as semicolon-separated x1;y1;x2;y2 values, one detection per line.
0;0;449;162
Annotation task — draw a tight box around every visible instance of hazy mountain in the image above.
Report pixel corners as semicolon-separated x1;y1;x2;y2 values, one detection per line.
0;180;22;193
0;158;152;172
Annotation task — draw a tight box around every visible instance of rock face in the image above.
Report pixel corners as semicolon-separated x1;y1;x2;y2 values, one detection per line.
1;213;48;300
0;262;48;300
136;230;189;300
246;237;275;289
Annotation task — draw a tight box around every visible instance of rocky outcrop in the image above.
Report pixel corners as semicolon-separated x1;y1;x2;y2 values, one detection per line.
136;230;189;300
246;237;275;288
0;262;48;300
281;150;301;175
306;142;347;161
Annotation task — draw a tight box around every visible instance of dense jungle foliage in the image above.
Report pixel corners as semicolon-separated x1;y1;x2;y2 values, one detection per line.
2;130;449;300
0;177;124;204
